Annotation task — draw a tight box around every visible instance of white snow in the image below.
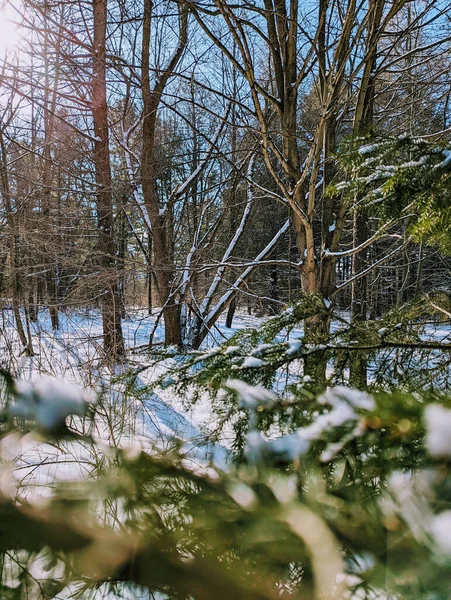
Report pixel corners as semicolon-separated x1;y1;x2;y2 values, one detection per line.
301;402;355;441
430;511;451;555
224;345;241;355
358;142;381;155
160;375;177;388
225;379;277;410
243;386;375;464
193;346;221;363
318;386;375;411
440;149;451;168
12;376;95;430
424;404;451;457
245;429;266;463
226;481;257;509
252;343;274;356
386;469;451;558
242;356;267;368
400;156;428;169
286;339;302;356
266;430;310;462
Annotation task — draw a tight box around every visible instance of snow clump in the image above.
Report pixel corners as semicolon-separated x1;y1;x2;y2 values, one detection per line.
319;386;375;411
11;376;95;430
424;404;451;458
286;339;302;356
224;346;240;355
242;357;267;369
292;386;374;462
243;385;375;465
429;511;451;556
225;379;277;410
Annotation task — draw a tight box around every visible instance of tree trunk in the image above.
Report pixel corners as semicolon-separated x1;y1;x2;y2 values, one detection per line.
92;0;125;361
140;0;187;346
350;206;369;389
225;298;237;329
42;0;62;331
0;128;31;354
350;0;384;389
117;194;127;318
147;232;153;315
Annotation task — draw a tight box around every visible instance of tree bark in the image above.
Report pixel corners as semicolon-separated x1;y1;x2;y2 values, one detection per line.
350;0;384;389
92;0;125;361
140;0;187;346
0;128;31;354
42;0;63;331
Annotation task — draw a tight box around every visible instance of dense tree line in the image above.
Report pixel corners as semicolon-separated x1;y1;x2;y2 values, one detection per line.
0;0;451;370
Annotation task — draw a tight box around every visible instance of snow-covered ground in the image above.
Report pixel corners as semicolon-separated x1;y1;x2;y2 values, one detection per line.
0;307;274;499
2;306;450;500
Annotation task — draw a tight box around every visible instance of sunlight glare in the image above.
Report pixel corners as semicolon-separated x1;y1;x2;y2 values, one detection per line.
0;1;22;56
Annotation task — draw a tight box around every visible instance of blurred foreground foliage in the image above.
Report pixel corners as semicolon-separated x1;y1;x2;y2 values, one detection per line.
143;291;451;457
1;367;451;599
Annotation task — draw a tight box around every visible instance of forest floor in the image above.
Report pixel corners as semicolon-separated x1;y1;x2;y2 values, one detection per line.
0;308;273;499
1;307;450;500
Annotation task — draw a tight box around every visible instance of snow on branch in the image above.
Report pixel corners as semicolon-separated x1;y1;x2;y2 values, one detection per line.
203;219;290;331
10;376;95;430
200;153;255;315
323;218;396;258
239;384;375;465
170;102;232;202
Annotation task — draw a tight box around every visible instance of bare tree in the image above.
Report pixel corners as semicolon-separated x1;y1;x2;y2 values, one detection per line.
140;0;188;346
92;0;125;359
